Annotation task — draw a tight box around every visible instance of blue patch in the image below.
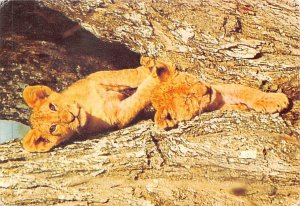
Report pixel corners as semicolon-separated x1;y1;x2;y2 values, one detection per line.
0;120;30;144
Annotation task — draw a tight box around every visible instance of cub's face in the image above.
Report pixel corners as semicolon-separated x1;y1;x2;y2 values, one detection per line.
22;85;87;152
151;73;211;129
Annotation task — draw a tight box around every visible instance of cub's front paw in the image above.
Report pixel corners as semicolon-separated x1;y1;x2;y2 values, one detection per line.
251;93;289;113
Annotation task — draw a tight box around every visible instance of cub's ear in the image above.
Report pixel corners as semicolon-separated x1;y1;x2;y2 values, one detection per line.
152;61;176;81
140;56;155;67
22;129;56;152
23;85;53;108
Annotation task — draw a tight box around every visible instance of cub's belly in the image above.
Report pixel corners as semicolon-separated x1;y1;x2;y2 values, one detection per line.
83;90;123;132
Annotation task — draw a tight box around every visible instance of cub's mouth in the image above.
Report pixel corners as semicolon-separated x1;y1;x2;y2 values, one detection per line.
74;106;87;131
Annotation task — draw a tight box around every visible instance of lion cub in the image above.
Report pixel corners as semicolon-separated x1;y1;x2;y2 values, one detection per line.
148;59;289;128
22;57;160;152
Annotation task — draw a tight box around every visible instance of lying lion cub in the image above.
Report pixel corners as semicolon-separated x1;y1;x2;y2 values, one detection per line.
149;59;289;128
23;57;161;152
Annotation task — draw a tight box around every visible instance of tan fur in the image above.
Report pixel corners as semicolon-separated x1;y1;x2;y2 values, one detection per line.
23;57;290;152
150;61;290;129
23;57;160;152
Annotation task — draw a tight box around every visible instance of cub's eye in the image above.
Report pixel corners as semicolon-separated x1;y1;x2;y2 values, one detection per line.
49;124;57;134
49;103;57;111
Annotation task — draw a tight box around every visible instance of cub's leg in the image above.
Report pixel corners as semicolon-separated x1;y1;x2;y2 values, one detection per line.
87;57;152;89
219;104;249;111
116;74;160;128
212;84;289;113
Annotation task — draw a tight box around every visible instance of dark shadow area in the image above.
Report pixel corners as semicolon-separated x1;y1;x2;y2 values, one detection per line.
0;0;141;72
61;106;155;147
0;0;141;124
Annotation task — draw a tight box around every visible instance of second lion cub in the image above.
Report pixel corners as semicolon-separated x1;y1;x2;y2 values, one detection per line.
148;59;289;128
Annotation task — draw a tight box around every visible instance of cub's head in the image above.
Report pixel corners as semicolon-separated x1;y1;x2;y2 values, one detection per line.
22;85;87;152
151;73;211;129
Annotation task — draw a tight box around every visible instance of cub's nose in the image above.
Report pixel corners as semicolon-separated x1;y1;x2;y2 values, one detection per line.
60;110;75;123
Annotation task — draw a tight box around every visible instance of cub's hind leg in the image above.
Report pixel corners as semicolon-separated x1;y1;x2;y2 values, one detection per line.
212;84;289;113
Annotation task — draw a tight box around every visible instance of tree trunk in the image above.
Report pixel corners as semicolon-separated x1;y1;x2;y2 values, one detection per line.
0;0;299;205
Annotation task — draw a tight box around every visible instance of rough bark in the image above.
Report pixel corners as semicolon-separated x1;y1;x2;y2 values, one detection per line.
0;0;299;205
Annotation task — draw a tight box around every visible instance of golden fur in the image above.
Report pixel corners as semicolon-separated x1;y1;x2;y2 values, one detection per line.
149;60;289;128
22;57;289;152
23;57;160;152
